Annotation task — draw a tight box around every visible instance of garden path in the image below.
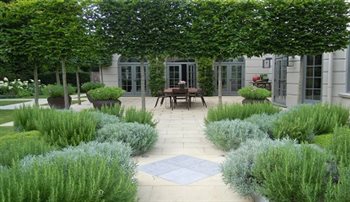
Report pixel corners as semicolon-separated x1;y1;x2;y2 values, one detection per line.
115;96;251;202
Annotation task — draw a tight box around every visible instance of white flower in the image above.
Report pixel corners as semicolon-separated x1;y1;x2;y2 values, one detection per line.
30;79;34;82
3;77;8;82
8;86;13;90
0;81;3;85
17;79;21;81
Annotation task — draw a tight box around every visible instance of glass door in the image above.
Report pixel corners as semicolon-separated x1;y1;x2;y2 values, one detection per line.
215;64;244;95
119;65;148;96
166;63;197;88
274;56;287;105
304;55;322;103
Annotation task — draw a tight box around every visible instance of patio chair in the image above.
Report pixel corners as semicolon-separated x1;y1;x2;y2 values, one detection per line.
172;88;190;110
197;88;207;108
154;90;173;108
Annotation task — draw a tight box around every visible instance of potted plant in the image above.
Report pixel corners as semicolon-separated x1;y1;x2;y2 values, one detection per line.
260;74;269;82
87;87;125;109
178;80;186;89
81;82;105;102
238;85;271;104
43;84;76;109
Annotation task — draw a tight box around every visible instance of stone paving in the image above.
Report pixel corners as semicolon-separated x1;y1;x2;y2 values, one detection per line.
1;95;251;202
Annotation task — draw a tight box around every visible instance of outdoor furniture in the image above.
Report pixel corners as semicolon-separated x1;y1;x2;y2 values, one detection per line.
154;90;173;108
162;88;207;109
172;88;190;110
252;81;272;91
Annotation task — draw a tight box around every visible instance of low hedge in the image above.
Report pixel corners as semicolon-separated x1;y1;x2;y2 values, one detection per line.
0;131;55;167
1;141;137;202
81;82;105;93
205;120;268;151
97;123;158;155
273;104;349;142
206;103;280;123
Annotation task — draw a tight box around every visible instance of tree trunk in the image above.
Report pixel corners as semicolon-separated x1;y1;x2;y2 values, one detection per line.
61;59;69;109
99;63;104;83
33;64;39;106
218;60;222;105
76;67;81;105
140;58;146;110
55;67;61;85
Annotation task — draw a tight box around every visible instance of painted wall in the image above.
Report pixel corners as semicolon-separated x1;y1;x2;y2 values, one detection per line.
285;51;350;108
102;54;120;87
244;55;273;86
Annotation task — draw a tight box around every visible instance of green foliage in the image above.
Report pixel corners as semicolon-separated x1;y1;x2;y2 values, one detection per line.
222;138;294;196
124;107;157;127
313;133;333;149
253;144;332;201
1;141;137;202
238;86;271;100
88;111;120;129
42;84;76;97
39;72;91;86
14;105;49;131
330;127;350;166
0;131;55;167
88;87;124;100
14;106;97;147
261;0;350;55
197;57;214;96
273;104;349;142
326;166;350;202
205;120;268;151
99;104;124;118
36;110;97;147
244;112;284;136
81;82;105;93
206;103;280;123
97;123;158;155
148;55;165;96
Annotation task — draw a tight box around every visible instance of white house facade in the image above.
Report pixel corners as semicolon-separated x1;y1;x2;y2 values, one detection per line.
100;50;350;108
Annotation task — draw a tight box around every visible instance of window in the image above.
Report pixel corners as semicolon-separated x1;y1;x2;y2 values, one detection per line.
304;55;322;102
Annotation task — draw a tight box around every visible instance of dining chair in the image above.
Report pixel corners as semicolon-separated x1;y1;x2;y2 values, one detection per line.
154;90;173;108
172;88;189;110
197;88;207;108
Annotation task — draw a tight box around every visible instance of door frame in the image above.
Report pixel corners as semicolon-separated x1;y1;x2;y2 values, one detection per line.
166;62;197;88
214;61;245;96
118;62;149;97
273;56;288;106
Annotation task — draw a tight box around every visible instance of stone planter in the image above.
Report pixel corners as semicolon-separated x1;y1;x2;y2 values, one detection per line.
47;96;72;109
86;93;93;102
91;99;122;109
253;194;269;202
242;98;270;104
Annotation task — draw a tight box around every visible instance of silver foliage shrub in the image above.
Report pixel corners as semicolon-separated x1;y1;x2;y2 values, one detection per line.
244;112;285;136
221;138;295;197
96;123;158;155
20;141;136;176
89;111;120;129
205;120;268;151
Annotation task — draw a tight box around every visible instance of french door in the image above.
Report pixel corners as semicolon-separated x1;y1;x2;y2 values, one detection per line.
215;63;244;95
166;63;197;88
273;56;287;105
119;64;148;96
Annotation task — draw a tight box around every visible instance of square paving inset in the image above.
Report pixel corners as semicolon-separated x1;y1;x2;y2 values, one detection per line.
138;155;220;185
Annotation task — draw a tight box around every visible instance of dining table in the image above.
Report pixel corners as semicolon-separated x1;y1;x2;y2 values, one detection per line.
162;87;207;109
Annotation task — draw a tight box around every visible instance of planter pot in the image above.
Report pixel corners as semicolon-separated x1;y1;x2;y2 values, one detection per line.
91;99;122;109
242;98;270;104
47;96;72;109
86;93;93;102
252;193;269;202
